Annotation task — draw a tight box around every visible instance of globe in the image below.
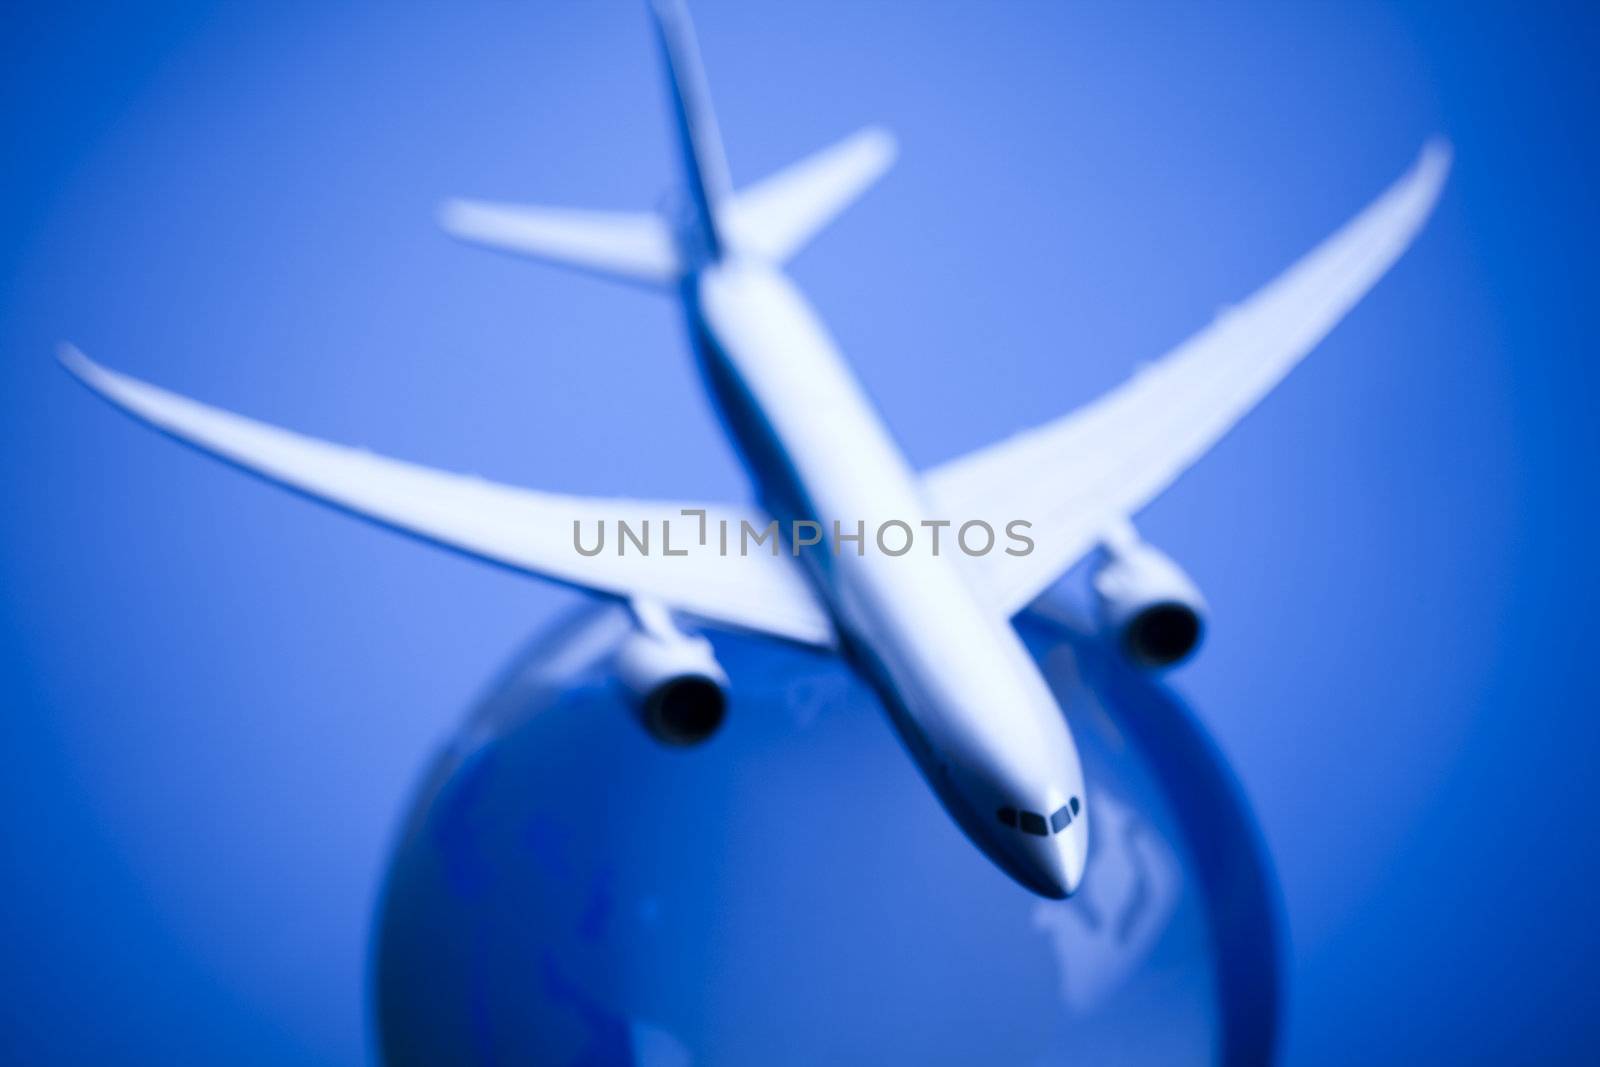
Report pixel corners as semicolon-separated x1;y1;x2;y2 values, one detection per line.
373;606;1282;1065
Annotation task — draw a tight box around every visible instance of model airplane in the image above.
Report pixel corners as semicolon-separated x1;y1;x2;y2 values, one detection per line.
59;0;1448;898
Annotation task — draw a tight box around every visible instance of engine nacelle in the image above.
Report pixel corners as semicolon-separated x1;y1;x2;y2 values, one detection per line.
1091;536;1207;670
612;625;730;745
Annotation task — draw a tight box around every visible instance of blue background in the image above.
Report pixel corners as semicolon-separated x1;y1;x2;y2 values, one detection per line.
2;1;1595;1063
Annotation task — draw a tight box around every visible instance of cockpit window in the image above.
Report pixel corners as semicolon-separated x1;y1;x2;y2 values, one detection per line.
1000;798;1083;836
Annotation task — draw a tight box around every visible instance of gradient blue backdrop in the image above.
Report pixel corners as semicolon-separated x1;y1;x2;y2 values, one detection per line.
3;2;1596;1063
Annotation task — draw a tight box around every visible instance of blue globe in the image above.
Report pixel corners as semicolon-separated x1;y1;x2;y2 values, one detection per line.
373;607;1282;1065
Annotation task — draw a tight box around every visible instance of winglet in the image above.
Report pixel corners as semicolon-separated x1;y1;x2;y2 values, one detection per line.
57;341;88;375
1412;137;1454;208
56;343;105;391
57;343;142;409
56;343;172;430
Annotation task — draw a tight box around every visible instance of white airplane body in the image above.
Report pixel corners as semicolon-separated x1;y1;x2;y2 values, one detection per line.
694;258;1090;895
60;0;1449;898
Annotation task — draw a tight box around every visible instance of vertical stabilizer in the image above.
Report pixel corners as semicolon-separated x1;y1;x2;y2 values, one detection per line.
648;0;731;262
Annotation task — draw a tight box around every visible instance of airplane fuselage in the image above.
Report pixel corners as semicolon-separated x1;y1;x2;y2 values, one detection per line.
686;257;1089;897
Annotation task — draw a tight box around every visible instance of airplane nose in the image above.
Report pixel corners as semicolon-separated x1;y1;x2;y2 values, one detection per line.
985;803;1090;898
1036;868;1072;901
1049;820;1090;898
1013;831;1087;900
972;791;1091;898
1037;850;1079;900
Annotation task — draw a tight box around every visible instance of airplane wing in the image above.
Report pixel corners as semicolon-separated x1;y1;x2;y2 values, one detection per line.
924;141;1451;618
59;346;834;646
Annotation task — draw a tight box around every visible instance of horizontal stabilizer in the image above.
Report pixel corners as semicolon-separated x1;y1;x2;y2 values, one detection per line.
723;126;897;263
438;200;682;287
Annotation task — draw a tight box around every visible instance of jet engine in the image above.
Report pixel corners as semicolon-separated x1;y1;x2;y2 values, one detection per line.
1091;532;1207;669
612;608;730;745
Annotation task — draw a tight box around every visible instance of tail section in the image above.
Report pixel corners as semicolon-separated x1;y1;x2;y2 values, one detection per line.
648;0;731;263
439;1;894;283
